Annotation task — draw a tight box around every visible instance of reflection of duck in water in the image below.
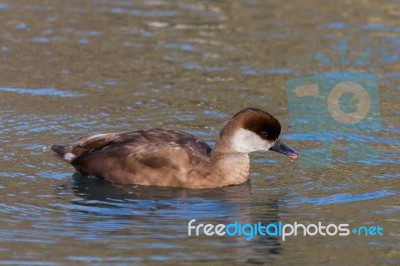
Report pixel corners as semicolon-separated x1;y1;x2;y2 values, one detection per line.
65;172;283;261
51;108;297;188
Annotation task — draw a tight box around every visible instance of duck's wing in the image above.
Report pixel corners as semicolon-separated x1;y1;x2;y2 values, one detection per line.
51;129;212;186
67;128;211;159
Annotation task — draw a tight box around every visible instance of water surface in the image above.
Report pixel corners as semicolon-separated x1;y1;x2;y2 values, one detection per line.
0;0;399;265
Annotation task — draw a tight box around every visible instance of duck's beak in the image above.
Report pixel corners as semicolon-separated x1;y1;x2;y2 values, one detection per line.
269;139;298;159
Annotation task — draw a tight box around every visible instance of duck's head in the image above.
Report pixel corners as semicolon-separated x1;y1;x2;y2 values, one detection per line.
219;108;298;159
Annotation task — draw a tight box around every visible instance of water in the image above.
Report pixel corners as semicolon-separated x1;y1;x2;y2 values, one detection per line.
0;0;399;265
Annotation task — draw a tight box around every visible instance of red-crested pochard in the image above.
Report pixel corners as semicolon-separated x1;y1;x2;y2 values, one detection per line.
51;108;298;188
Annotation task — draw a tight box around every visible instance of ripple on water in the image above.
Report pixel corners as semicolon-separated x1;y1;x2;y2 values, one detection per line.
241;65;297;75
327;22;346;29
0;87;85;97
106;7;177;17
0;3;9;9
289;189;396;206
36;171;71;180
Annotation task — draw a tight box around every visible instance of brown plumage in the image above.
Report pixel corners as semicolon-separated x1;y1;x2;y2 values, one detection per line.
51;108;298;188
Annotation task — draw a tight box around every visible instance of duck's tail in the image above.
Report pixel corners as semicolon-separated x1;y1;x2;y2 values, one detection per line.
50;144;76;162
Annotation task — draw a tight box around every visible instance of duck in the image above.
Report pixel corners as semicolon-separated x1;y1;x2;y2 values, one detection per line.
50;108;298;189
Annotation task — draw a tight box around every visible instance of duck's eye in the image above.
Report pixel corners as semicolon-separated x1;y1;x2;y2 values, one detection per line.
260;131;268;138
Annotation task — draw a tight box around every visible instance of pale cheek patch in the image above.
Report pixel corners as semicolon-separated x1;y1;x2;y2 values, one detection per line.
231;128;271;153
63;152;76;162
